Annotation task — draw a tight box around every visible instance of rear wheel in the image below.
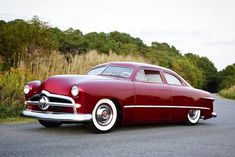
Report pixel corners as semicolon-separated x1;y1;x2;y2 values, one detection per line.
88;99;118;133
186;109;201;125
38;120;62;128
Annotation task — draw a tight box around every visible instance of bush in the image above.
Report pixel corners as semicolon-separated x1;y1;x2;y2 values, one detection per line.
219;85;235;99
0;68;31;118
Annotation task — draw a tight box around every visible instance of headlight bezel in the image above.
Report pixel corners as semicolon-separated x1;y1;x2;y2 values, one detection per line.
24;84;30;94
71;85;79;97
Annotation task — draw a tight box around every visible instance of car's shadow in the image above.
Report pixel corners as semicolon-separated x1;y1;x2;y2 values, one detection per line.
23;121;215;135
26;123;89;135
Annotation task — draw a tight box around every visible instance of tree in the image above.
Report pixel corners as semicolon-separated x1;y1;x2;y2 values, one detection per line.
185;53;218;92
0;19;28;69
107;31;147;55
172;58;203;88
145;42;181;68
218;64;235;90
25;16;57;59
0;17;57;70
53;27;84;55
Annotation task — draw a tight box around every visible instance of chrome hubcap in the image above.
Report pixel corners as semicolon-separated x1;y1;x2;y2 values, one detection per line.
188;109;200;120
96;104;113;126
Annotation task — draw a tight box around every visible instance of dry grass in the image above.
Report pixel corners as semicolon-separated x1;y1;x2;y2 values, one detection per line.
0;50;149;119
24;50;148;78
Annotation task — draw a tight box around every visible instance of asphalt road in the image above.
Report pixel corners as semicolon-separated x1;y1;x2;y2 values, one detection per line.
0;95;235;157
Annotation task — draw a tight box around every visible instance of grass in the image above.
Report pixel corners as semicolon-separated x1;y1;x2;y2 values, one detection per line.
0;117;36;125
219;85;235;100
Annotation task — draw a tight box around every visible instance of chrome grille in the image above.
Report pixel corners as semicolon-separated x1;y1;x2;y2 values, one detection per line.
29;95;40;101
26;90;75;113
48;97;72;104
29;95;72;104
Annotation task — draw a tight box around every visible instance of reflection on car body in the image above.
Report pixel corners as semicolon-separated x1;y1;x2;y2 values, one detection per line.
21;62;217;133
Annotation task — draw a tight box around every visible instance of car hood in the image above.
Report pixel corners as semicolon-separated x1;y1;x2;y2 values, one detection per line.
42;75;112;95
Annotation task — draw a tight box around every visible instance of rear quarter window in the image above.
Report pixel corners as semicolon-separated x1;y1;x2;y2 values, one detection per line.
164;72;182;86
136;69;163;83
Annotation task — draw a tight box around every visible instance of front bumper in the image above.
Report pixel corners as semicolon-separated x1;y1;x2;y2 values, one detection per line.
21;110;92;122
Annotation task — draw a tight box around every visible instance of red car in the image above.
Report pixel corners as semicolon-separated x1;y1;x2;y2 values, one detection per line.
21;62;217;133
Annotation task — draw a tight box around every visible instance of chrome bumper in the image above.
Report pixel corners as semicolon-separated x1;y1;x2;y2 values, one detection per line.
21;110;92;122
212;112;217;118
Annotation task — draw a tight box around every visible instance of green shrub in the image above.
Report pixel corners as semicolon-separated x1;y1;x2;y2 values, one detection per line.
0;67;33;118
219;85;235;99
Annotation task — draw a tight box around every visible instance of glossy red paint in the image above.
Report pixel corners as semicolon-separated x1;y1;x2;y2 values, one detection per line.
25;80;42;100
23;62;216;126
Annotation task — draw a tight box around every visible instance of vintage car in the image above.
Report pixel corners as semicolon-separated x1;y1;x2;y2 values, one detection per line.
21;62;217;133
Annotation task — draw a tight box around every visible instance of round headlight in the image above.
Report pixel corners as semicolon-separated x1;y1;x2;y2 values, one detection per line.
71;85;79;97
24;84;30;94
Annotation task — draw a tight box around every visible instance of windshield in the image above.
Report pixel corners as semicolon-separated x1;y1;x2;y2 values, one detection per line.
87;66;106;75
101;66;133;78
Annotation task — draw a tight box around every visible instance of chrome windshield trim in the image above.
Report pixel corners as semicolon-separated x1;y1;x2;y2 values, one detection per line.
21;110;91;122
124;105;210;110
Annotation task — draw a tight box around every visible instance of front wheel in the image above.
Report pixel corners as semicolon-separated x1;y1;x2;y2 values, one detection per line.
186;109;201;125
38;120;62;128
88;99;118;133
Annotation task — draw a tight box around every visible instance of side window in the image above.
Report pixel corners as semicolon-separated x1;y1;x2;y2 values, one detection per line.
136;69;163;83
136;69;146;81
164;73;182;86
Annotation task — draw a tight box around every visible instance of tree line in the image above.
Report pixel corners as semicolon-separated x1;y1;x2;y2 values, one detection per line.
0;16;234;93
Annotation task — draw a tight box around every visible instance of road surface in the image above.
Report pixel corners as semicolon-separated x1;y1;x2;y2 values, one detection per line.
0;95;235;157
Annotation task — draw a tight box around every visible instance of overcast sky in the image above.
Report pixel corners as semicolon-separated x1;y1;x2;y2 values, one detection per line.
0;0;235;70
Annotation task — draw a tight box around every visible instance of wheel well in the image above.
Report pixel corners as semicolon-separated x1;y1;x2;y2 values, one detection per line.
110;98;123;126
200;110;205;118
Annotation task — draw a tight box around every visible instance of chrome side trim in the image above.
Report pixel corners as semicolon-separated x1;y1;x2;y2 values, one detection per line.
21;110;91;122
124;105;210;110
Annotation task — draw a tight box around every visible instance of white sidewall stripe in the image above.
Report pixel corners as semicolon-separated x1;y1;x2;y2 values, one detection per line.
92;99;117;131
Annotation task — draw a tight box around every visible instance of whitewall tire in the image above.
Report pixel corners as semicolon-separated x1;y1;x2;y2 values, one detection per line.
186;109;201;125
89;99;118;133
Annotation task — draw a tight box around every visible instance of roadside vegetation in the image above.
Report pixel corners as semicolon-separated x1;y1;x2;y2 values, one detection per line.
219;85;235;99
0;16;234;120
0;50;146;119
217;64;235;99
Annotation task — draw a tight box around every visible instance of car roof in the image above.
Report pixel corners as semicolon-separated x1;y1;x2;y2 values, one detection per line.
91;61;191;87
94;61;173;72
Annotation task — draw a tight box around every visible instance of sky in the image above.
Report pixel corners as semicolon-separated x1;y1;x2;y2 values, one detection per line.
0;0;235;71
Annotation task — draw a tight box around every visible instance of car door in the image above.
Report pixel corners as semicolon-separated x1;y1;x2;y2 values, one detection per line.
163;72;195;121
134;68;172;123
